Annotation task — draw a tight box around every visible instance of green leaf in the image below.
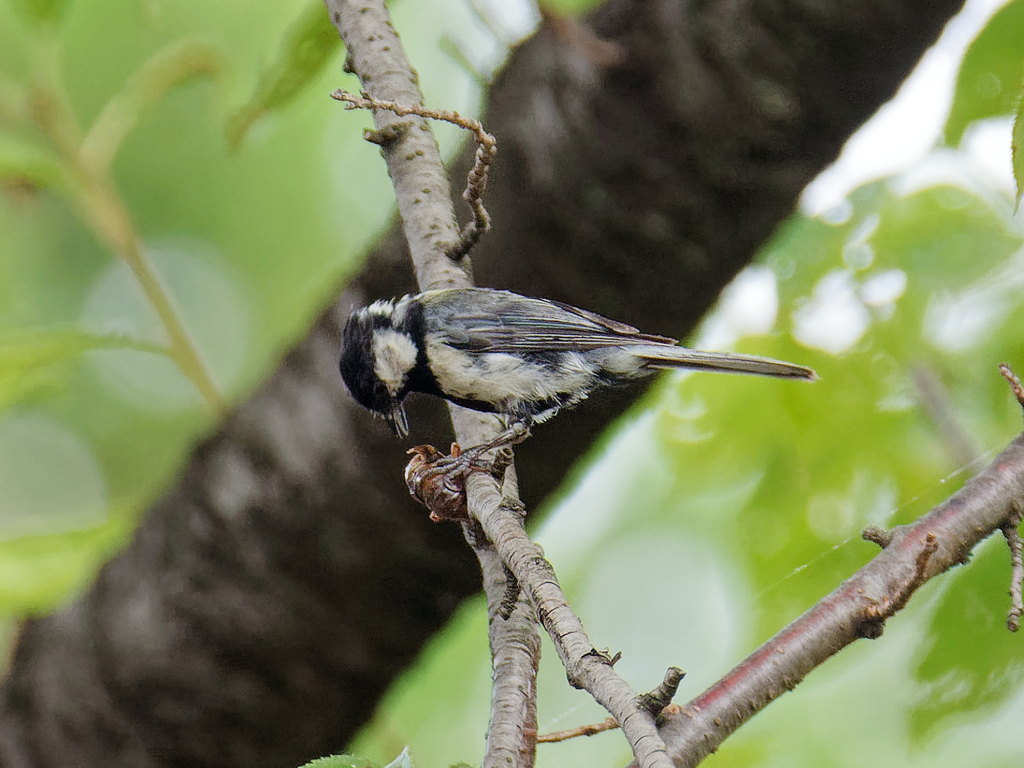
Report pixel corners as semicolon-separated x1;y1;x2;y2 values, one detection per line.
0;515;134;615
8;0;70;29
1013;94;1024;208
944;0;1024;146
81;38;228;173
297;756;377;768
226;0;342;148
910;542;1024;742
0;328;164;412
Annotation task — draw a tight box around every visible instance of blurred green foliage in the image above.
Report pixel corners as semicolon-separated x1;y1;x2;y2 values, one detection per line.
1013;95;1024;205
944;0;1024;147
2;1;1024;768
0;0;485;618
8;0;70;29
226;1;341;148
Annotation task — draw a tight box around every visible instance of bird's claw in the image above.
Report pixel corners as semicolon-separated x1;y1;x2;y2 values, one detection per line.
405;443;472;521
404;424;530;522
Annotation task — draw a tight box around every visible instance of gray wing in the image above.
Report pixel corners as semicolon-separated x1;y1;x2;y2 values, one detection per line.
422;288;677;353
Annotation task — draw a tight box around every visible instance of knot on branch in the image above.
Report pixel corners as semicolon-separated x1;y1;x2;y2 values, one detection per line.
861;533;938;635
363;122;408;147
498;496;527;522
638;667;686;717
862;524;894;549
498;562;522;621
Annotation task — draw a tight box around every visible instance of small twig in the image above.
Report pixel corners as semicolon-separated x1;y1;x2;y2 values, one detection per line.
862;534;938;627
1003;501;1024;632
538;704;684;744
1000;363;1024;411
998;365;1024;631
330;89;496;260
862;524;894;549
638;667;685;716
538;716;619;743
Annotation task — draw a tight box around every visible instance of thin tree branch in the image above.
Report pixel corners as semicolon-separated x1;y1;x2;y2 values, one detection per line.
327;4;679;766
466;511;541;767
538;716;620;744
638;668;686;716
649;429;1024;768
324;3;539;767
324;0;465;292
539;705;685;744
999;363;1024;409
329;89;496;259
465;471;676;768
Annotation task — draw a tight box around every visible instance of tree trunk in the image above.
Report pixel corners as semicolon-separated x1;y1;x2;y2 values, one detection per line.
0;0;963;766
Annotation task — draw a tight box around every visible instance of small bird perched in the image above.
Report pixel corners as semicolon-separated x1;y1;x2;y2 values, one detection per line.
339;287;816;439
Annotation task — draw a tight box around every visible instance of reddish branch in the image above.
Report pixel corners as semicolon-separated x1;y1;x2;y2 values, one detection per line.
649;430;1024;768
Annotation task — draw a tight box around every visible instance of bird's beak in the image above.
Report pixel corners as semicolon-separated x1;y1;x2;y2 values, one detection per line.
387;402;410;438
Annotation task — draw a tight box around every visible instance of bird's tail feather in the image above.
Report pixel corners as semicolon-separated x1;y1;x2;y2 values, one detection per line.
635;346;817;381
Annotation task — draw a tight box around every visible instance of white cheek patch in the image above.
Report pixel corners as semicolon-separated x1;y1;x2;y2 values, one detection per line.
372;329;418;395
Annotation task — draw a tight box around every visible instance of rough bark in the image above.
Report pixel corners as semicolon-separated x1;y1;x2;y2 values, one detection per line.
0;0;964;766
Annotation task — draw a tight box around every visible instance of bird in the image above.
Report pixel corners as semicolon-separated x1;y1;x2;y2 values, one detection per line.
339;287;816;441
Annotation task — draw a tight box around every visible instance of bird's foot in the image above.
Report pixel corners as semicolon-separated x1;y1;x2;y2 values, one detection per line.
406;443;471;521
452;421;530;468
404;424;530;522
